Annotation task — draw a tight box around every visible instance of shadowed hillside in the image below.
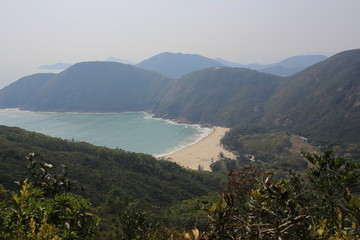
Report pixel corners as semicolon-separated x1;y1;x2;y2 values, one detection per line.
5;62;172;112
0;49;359;146
153;67;280;126
0;73;55;108
0;125;224;206
265;49;360;145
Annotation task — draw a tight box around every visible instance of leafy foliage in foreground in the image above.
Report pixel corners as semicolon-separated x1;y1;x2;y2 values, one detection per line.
202;150;360;239
0;153;99;239
1;148;360;239
103;150;360;239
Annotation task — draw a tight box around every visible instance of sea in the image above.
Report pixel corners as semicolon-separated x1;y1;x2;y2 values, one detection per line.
0;108;212;156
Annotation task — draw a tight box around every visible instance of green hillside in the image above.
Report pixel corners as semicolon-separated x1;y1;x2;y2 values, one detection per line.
153;67;280;126
0;49;359;146
0;125;224;207
265;49;360;145
0;73;55;108
25;62;172;112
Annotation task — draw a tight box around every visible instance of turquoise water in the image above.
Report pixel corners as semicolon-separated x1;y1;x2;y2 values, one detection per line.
0;109;212;156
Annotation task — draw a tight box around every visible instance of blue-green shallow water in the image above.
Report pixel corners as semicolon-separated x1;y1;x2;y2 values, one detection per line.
0;109;212;156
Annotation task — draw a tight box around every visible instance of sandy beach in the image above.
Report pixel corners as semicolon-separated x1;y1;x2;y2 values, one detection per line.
161;126;235;171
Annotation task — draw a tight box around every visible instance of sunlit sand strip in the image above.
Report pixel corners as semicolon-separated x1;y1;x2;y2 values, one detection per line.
161;126;235;171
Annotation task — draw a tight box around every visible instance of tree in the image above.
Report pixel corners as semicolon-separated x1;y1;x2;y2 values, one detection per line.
203;165;310;239
0;153;100;239
303;149;360;238
202;150;360;239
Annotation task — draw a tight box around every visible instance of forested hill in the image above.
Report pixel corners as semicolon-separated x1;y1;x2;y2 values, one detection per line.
0;49;360;145
0;125;224;207
0;61;172;112
152;67;280;126
0;73;55;108
264;49;360;145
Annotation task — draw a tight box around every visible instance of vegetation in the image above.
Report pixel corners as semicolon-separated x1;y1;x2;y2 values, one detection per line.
1;61;172;112
213;129;309;176
1;149;359;239
265;49;360;146
0;153;100;239
0;73;55;108
202;151;360;239
153;67;279;126
1;48;360;238
0;125;225;208
1;49;359;147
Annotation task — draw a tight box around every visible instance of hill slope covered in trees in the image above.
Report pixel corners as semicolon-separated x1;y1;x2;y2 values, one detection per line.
0;49;359;146
0;125;224;207
264;49;360;145
0;62;172;112
153;67;280;126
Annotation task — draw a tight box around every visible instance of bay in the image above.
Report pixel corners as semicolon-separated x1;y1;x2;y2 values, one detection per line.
0;109;212;156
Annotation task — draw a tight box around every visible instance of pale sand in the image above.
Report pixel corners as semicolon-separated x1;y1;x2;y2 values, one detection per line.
161;126;235;171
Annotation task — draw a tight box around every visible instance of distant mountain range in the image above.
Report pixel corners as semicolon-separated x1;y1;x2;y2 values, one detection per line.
136;52;224;78
1;49;359;146
216;55;328;76
136;52;327;77
38;53;327;77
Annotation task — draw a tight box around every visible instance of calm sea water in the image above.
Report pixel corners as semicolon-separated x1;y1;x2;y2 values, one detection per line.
0;109;212;156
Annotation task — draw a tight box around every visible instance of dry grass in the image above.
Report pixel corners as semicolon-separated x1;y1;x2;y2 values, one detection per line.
289;135;318;154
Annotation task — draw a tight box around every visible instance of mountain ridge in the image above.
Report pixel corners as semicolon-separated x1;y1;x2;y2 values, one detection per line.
137;52;224;78
0;49;359;146
22;61;172;112
217;55;328;76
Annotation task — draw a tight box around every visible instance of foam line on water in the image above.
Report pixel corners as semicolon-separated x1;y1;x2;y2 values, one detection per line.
154;125;213;157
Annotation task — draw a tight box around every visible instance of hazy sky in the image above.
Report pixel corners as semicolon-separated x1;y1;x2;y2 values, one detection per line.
1;0;359;88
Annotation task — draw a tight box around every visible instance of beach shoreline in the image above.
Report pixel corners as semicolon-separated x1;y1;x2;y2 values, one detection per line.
160;126;235;171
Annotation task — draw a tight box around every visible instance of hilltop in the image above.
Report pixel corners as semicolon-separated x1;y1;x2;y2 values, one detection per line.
0;49;359;146
153;67;280;126
0;61;172;112
137;52;223;78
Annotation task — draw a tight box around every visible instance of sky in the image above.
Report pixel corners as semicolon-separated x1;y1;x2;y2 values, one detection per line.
0;0;359;88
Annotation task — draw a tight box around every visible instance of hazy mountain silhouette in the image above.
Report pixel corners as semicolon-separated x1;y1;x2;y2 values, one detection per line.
137;52;223;78
1;49;359;145
2;62;171;112
217;55;328;76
